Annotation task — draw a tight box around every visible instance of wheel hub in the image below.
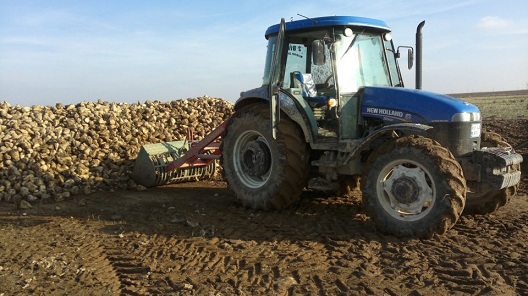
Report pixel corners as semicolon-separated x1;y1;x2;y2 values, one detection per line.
382;165;433;215
240;140;271;177
391;176;420;204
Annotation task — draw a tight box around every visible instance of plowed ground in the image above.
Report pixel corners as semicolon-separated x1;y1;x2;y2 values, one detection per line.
1;118;527;295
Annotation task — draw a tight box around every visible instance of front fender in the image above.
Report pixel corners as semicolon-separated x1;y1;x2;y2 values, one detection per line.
346;123;433;163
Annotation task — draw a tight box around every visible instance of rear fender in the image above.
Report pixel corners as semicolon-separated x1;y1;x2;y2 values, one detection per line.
235;87;318;144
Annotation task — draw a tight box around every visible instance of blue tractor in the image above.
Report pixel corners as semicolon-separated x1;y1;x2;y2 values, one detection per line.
134;16;522;238
220;16;522;238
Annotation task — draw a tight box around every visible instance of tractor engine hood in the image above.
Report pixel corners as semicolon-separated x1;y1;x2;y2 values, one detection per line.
360;87;481;123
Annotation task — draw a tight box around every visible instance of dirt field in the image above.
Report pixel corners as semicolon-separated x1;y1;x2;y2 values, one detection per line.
1;118;527;295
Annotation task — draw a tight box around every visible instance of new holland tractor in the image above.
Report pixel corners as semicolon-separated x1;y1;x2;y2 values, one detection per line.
133;16;522;238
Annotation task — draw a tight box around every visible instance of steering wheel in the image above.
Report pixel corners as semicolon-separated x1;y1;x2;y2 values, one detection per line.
324;74;335;88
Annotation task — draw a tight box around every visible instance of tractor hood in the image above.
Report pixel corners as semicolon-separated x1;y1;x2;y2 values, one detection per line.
360;87;481;123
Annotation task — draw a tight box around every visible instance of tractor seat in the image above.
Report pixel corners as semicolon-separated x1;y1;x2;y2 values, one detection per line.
291;71;328;108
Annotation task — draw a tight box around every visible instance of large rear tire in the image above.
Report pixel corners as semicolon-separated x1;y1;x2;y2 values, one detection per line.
221;104;309;210
361;136;466;238
464;131;519;215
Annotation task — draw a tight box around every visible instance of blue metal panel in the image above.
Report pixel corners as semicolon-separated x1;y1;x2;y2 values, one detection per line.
360;87;480;123
265;16;391;37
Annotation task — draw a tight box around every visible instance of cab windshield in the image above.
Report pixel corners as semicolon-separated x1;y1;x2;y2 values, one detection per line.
334;32;400;93
263;29;402;93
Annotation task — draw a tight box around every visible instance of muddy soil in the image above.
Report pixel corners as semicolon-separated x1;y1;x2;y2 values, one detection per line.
1;119;527;295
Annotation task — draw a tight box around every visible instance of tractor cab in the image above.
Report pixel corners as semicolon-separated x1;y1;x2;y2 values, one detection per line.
262;16;406;140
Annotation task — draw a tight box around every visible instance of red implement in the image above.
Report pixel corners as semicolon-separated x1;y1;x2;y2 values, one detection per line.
165;119;229;172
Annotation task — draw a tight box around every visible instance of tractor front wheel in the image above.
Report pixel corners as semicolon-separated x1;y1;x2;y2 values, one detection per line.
221;103;309;210
361;136;466;238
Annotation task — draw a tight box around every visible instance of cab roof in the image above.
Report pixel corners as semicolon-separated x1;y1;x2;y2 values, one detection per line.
265;15;390;38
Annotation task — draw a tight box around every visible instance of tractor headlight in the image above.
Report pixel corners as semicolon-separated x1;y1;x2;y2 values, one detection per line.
451;112;481;122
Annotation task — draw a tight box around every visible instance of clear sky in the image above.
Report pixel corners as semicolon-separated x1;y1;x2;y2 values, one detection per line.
1;0;527;106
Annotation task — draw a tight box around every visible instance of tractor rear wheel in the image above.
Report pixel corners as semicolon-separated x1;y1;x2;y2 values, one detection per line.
361;136;466;238
464;131;519;215
221;103;309;210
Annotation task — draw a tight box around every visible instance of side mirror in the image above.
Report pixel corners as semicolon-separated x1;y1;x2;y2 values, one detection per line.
312;40;325;65
407;48;414;70
397;46;414;70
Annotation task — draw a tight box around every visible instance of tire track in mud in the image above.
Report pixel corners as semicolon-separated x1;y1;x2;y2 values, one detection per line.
105;194;371;294
427;210;528;295
193;191;528;295
1;215;174;295
60;220;123;295
3;183;527;295
349;206;528;295
175;195;379;294
98;233;158;295
51;218;175;296
117;234;285;294
120;186;416;294
0;217;122;295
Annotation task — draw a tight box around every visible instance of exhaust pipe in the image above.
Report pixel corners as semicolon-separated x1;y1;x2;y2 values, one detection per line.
416;20;425;89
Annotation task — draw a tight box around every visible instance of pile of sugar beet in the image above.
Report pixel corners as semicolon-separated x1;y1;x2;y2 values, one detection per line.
0;97;233;204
